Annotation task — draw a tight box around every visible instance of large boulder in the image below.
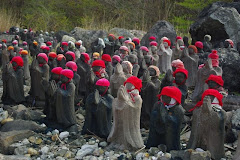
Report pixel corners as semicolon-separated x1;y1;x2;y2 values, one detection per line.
55;30;70;42
109;28;146;39
71;27;107;53
140;20;177;47
190;2;240;47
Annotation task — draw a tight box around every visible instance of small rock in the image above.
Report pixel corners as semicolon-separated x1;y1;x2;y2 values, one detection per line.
28;136;36;143
51;134;58;141
76;113;84;121
46;131;52;136
35;137;43;144
40;146;49;154
99;141;107;147
0;111;8;122
21;138;30;145
59;131;69;140
52;129;59;135
196;148;204;152
64;151;72;158
27;148;38;156
14;146;28;155
1;117;13;125
88;140;95;145
225;151;232;157
56;156;65;160
56;149;68;157
164;153;171;158
75;143;98;159
149;147;159;156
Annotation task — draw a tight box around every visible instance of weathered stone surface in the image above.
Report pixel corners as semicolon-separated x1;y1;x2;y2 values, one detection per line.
55;30;70;42
62;35;76;43
190;2;240;47
0;153;31;160
0;120;46;132
223;95;240;111
140;20;177;47
71;27;107;53
0;130;34;154
109;28;146;39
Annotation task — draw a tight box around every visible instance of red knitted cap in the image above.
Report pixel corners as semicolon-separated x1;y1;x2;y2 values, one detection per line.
44;46;50;51
124;76;142;92
150;41;158;46
81;53;90;62
157;86;182;104
118;36;124;40
11;56;24;67
51;67;63;75
57;54;66;61
92;60;105;68
176;36;182;41
96;78;110;87
102;54;112;62
108;34;116;40
61;69;74;79
195;41;203;49
163;39;171;46
120;46;128;51
132;38;140;45
61;42;68;46
66;61;77;72
208;50;219;59
205;74;224;87
149;36;156;41
66;51;76;61
38;53;48;63
46;41;52;46
140;46;149;52
49;52;57;58
188;45;198;53
173;68;188;79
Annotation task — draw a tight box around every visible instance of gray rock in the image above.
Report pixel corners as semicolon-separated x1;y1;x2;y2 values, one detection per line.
1;120;46;132
40;146;49;154
190;2;240;48
0;153;31;160
0;130;34;154
99;141;107;147
75;143;98;159
56;149;68;157
59;131;69;140
140;20;177;47
62;35;76;43
0;110;8;122
71;27;107;53
109;28;146;39
14;146;28;155
55;30;70;43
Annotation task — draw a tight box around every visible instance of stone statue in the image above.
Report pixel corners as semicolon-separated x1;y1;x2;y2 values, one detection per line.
158;38;172;73
171;59;185;72
183;36;189;47
57;54;66;69
65;51;76;62
188;89;226;160
140;66;161;129
128;54;140;77
203;35;212;53
48;52;58;71
66;61;80;105
29;53;49;107
110;63;127;98
144;55;153;68
192;59;217;103
29;41;40;58
181;48;198;88
102;54;113;78
208;50;222;76
195;41;207;65
108;76;144;151
2;56;25;104
8;46;16;61
160;69;174;92
188;45;199;64
20;50;30;81
205;74;225;95
112;55;121;68
172;38;185;61
55;69;77;131
149;41;158;55
132;37;140;51
44;67;63;121
2;47;9;69
122;61;133;78
82;78;113;139
146;86;184;151
77;53;91;102
119;46;129;61
104;34;116;56
173;68;188;106
150;45;159;66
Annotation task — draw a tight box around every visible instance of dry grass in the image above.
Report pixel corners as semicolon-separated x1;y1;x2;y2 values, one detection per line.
0;8;19;32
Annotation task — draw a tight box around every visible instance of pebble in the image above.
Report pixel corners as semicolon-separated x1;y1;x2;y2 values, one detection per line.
1;117;13;124
40;146;49;154
51;134;58;141
22;138;30;145
27;148;38;156
52;129;60;135
196;148;204;152
28;136;36;143
35;137;43;144
46;131;52;136
165;153;171;158
64;150;72;158
99;141;107;147
56;149;68;157
59;131;69;140
56;156;65;160
0;110;8;122
225;151;232;157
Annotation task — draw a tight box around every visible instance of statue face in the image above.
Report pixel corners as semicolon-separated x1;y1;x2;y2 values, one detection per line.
144;56;152;65
161;95;171;104
175;72;186;85
37;56;46;64
208;80;220;89
108;36;114;42
92;66;101;72
163;42;169;48
112;59;119;66
148;68;156;77
62;45;68;51
51;73;60;81
188;48;194;55
58;59;66;67
49;57;54;61
80;54;85;61
75;45;80;49
151;46;157;53
96;85;108;95
128;56;135;64
66;54;73;62
142;50;148;55
60;75;69;83
125;83;135;91
12;61;17;67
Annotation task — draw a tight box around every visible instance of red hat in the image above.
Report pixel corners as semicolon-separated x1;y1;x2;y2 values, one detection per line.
118;36;124;40
81;53;90;63
195;41;203;49
171;59;185;69
112;55;121;63
92;60;105;68
189;89;223;112
176;36;182;41
157;86;182;104
22;41;27;45
124;76;142;92
21;50;28;55
66;61;77;72
132;38;140;45
49;52;57;58
140;46;149;52
173;68;188;79
150;41;158;46
149;36;156;41
225;39;234;48
40;45;45;50
108;34;116;40
57;54;66;61
46;41;52;46
2;39;7;43
44;46;50;51
188;45;198;53
124;40;131;44
12;40;18;44
61;41;68;46
205;74;224;87
51;67;63;75
66;51;75;61
102;54;112;62
38;53;48;63
61;69;74;80
163;39;171;46
75;42;81;46
96;78;110;87
208;50;219;67
119;46;128;51
11;56;24;67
